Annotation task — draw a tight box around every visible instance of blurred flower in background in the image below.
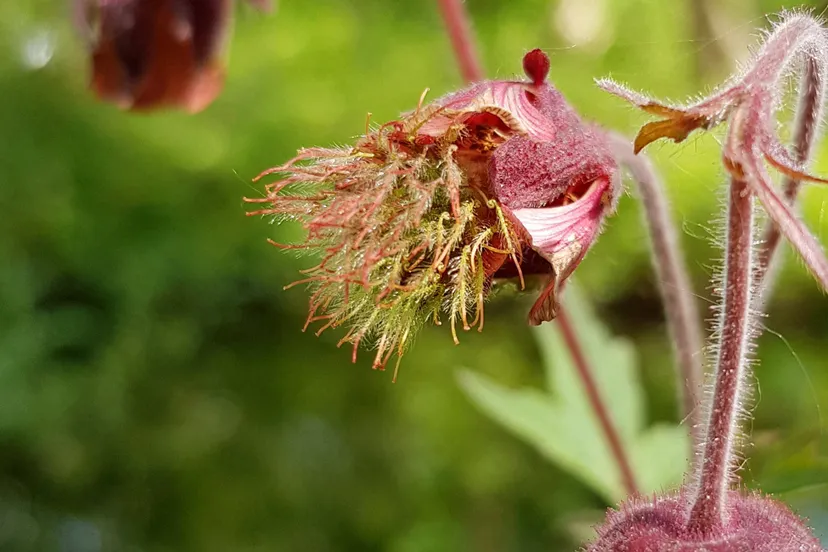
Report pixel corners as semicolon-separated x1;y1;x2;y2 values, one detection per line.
72;0;270;112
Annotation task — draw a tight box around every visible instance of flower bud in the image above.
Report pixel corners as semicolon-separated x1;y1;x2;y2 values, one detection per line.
589;490;823;552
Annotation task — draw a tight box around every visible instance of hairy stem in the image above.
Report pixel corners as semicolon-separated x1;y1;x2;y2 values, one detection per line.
750;150;828;292
606;133;704;444
756;56;824;291
558;310;639;497
687;178;754;535
436;0;484;82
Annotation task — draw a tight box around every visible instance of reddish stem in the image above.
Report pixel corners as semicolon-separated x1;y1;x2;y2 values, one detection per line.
606;133;704;444
558;310;640;497
687;178;754;535
436;0;484;82
756;56;823;289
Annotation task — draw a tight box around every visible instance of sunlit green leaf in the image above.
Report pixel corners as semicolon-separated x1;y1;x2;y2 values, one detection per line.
458;286;689;503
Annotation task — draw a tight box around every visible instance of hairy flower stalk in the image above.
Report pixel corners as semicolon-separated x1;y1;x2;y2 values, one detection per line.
589;12;828;551
606;132;705;443
247;50;620;377
687;172;754;535
558;309;639;497
437;0;484;83
598;13;828;294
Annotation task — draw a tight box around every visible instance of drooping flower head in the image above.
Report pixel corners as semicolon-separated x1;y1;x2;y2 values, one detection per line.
247;50;620;376
74;0;270;112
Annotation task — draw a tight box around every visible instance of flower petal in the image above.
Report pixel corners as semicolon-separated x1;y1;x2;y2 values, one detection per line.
510;177;613;323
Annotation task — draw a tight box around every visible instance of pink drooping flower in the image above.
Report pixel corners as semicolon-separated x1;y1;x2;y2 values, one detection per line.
247;49;620;374
73;0;270;112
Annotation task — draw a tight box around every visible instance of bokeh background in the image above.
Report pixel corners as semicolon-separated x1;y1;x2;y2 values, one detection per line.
2;0;828;550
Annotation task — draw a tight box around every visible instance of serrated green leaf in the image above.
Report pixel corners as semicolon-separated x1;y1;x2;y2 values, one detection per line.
457;368;625;503
629;425;690;493
458;285;689;503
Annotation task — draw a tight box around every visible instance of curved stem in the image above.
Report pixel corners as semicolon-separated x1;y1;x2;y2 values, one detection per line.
436;0;484;82
750;149;828;292
756;56;824;292
558;310;639;497
606;133;705;445
687;178;754;535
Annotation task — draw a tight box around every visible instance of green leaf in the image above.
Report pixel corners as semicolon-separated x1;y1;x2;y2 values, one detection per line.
760;465;828;495
751;430;828;495
457;286;689;504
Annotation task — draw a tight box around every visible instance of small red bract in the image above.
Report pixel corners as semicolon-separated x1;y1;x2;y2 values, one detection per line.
522;48;550;86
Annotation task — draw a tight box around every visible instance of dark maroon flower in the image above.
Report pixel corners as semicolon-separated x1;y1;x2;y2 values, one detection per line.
74;0;270;112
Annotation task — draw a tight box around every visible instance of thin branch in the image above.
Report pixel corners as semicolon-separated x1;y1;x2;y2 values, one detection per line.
606;132;705;445
436;0;484;82
756;56;825;291
687;177;754;535
557;311;639;497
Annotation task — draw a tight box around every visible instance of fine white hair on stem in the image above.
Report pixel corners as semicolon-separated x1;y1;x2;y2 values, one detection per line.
756;53;827;302
598;10;828;537
600;12;828;292
686;174;758;535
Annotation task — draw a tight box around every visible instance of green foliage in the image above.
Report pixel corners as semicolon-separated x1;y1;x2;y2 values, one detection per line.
459;286;688;503
751;431;828;495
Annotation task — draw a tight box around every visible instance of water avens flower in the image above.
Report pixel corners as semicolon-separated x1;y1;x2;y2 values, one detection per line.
247;50;620;376
74;0;270;112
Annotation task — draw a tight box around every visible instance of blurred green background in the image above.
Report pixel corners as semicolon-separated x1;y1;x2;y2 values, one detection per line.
2;0;828;550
